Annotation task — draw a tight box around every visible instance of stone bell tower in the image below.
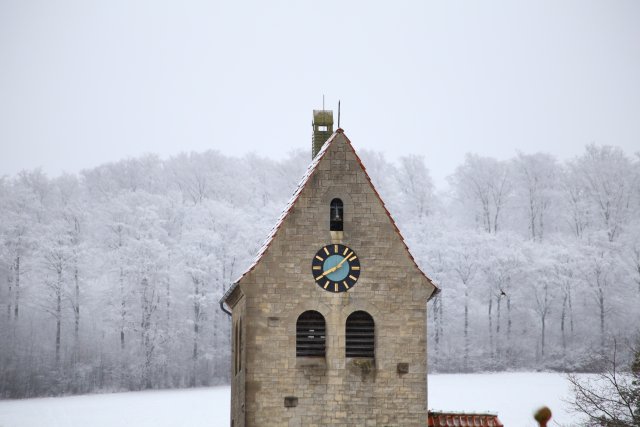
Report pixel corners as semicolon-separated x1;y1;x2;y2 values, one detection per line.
221;110;438;427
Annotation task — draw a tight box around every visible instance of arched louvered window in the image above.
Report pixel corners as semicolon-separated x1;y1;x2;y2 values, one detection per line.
346;311;375;358
296;311;326;357
330;198;343;231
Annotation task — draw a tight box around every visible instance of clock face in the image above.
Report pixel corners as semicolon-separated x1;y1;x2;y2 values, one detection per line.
311;244;361;293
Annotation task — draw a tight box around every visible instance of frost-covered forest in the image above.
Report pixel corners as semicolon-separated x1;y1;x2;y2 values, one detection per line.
1;144;639;398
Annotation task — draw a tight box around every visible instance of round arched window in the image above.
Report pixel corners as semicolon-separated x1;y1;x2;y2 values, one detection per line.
345;311;375;358
296;311;326;357
330;198;343;231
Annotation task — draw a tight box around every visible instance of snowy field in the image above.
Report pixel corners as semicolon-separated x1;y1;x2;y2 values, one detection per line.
428;372;581;426
0;373;583;426
0;386;230;427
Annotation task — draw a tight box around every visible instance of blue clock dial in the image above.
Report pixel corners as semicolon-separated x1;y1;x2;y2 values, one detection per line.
323;255;349;281
311;244;361;293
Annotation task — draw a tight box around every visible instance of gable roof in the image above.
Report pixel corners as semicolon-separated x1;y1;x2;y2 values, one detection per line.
220;129;439;309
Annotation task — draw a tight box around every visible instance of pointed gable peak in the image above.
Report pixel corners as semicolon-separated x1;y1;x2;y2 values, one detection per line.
221;129;439;308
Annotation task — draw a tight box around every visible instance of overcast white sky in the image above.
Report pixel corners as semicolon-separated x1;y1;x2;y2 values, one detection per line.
1;0;638;187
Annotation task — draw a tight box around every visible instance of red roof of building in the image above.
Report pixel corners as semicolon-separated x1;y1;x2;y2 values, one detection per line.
428;412;504;427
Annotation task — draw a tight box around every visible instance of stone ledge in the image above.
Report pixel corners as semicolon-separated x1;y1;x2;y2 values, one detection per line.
296;357;327;368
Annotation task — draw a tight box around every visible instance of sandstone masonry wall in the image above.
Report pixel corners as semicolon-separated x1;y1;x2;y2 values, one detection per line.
229;133;435;427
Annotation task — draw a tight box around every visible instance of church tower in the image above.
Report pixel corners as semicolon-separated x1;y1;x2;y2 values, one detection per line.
221;111;438;426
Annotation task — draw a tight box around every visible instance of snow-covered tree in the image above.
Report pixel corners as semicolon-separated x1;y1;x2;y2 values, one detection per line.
449;154;512;234
0;143;638;397
512;152;560;240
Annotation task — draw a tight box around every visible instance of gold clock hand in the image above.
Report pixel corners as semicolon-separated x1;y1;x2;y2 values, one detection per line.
337;254;350;268
318;254;350;278
318;264;340;278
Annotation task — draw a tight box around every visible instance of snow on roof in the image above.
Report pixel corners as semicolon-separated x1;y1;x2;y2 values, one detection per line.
220;129;439;309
